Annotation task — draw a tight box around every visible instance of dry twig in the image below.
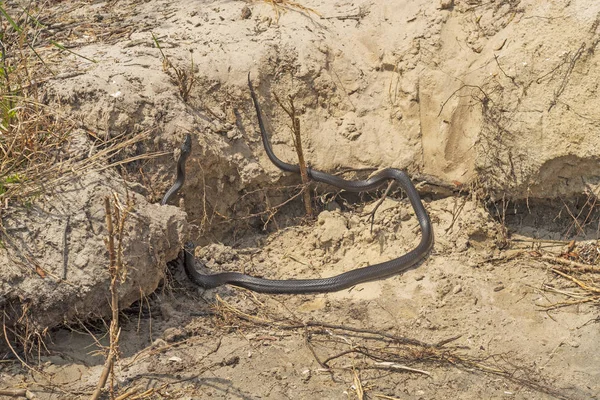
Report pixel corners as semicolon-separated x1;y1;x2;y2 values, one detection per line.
90;194;131;400
539;255;600;274
0;389;35;398
273;91;313;218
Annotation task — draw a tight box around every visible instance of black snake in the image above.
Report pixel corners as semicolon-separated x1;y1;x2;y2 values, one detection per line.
161;74;434;294
160;134;192;206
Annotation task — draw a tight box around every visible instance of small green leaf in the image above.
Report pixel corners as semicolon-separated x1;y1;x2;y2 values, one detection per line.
0;6;22;32
50;40;97;63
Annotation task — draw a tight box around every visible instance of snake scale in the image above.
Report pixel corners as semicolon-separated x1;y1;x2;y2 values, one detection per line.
161;74;434;294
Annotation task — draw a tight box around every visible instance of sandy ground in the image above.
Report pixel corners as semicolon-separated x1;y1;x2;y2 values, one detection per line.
1;0;600;399
2;195;599;399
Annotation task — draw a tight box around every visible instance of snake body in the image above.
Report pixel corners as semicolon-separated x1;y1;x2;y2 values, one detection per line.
161;134;192;206
175;74;434;294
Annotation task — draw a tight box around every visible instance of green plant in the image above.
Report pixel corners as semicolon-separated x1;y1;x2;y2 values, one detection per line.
0;173;22;195
0;96;18;131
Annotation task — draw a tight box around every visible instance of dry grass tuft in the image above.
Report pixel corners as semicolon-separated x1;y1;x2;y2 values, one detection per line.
152;33;196;103
257;0;321;23
0;5;161;207
0;3;62;205
1;4;156;207
537;248;600;310
0;97;75;203
505;239;600;309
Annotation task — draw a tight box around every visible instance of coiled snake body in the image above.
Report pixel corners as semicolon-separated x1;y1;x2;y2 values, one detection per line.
162;75;434;294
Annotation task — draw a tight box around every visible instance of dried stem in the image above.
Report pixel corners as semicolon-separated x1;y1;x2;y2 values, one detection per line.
273;92;313;218
91;194;129;400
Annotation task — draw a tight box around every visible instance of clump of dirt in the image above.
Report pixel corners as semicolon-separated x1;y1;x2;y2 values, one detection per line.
0;164;187;352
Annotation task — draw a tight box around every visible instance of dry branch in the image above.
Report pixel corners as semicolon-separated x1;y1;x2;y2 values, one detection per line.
91;194;130;400
0;389;35;398
540;255;600;274
273;91;313;218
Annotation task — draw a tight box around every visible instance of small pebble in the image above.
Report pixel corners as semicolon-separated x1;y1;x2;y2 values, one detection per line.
241;5;251;19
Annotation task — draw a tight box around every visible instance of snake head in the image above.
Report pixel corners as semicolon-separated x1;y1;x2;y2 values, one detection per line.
181;134;192;155
184;241;196;254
